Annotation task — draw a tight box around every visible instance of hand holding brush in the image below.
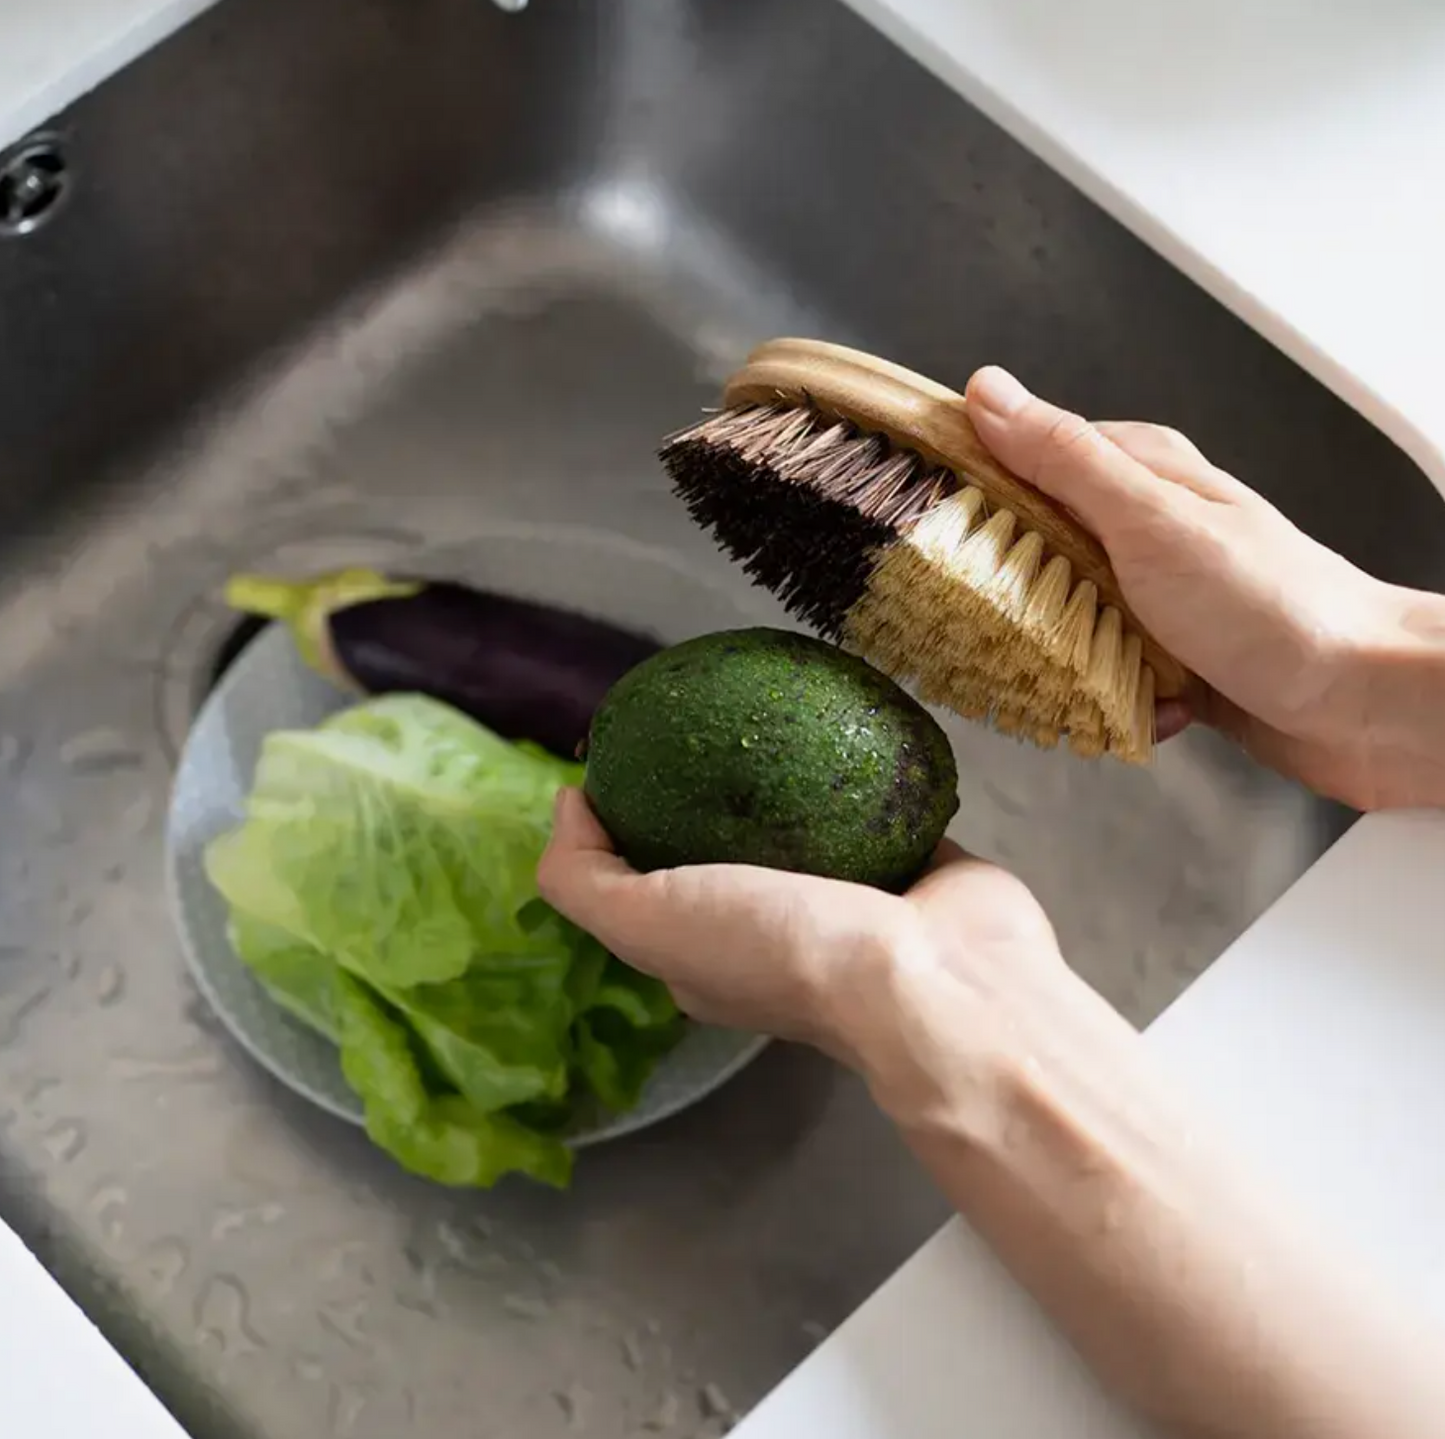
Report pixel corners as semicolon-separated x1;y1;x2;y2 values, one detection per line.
962;366;1444;809
663;341;1443;792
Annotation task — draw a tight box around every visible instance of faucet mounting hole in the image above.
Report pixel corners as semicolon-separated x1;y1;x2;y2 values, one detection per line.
0;134;71;237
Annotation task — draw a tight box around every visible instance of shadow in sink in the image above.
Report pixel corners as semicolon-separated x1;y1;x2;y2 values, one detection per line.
0;1;1437;1437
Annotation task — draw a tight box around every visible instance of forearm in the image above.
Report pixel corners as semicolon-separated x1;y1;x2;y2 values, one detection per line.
858;958;1444;1439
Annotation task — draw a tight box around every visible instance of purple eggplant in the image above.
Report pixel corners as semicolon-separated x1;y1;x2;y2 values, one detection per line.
225;569;660;758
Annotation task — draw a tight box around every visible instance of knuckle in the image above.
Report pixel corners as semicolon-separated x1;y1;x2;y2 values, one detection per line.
1033;407;1102;484
1040;408;1098;461
1140;423;1205;464
1151;424;1196;453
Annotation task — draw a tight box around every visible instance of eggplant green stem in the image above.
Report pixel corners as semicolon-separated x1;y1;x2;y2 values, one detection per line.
223;568;422;678
225;574;315;622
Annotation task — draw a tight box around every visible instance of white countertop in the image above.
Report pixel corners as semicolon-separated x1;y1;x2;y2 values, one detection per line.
4;2;1445;1437
0;0;216;148
0;1214;191;1438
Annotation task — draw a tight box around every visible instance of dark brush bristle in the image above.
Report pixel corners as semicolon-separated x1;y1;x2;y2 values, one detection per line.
664;437;888;636
660;405;957;637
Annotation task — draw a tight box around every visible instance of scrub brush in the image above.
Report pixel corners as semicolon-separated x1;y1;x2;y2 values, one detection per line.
660;338;1189;763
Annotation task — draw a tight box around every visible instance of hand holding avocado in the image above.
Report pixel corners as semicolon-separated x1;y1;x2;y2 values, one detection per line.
539;785;1056;1068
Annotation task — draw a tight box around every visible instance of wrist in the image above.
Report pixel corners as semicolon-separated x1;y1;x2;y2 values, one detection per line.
1346;584;1445;809
839;923;1091;1142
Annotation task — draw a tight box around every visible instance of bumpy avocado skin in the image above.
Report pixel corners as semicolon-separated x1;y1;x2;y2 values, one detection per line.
584;628;959;893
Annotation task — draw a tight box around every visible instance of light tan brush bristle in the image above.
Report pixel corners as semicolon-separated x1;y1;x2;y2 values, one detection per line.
981;530;1045;626
1113;635;1145;744
1083;606;1125;725
1031;723;1063;750
1067;705;1108;759
843;501;1157;762
1020;554;1072;643
1131;664;1157;761
1053;580;1099;675
993;707;1024;736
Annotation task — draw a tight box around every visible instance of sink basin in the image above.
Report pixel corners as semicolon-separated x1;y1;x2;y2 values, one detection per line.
2;1;1443;1436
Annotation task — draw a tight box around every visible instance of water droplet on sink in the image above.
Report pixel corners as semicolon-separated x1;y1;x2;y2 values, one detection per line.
142;1239;189;1294
109;1050;223;1082
211;1202;283;1240
194;1274;264;1356
503;1293;551;1322
59;729;144;775
553;1386;586;1427
435;1219;481;1269
40;1119;85;1164
699;1383;732;1420
22;1075;59;1106
0;982;52;1046
318;1297;372;1350
316;1239;370;1282
397;1255;444;1320
622;1333;645;1371
643;1390;681;1430
89;1182;127;1241
292;1355;325;1384
117;794;154;842
328;1382;366;1436
93;964;125;1005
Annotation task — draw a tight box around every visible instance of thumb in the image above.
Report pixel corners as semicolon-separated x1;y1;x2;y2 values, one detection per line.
964;366;1162;540
537;787;642;944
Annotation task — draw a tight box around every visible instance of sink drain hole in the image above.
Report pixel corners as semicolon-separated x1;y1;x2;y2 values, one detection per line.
204;615;272;696
0;135;72;237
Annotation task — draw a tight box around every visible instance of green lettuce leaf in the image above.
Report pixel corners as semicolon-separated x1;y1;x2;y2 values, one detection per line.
205;692;685;1190
227;912;340;1043
205;695;582;989
574;959;686;1112
334;970;571;1189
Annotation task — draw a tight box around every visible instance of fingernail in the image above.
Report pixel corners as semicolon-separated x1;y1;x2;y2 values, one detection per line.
968;366;1031;420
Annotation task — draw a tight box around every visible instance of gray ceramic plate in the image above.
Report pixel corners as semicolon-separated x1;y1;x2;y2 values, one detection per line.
165;620;768;1148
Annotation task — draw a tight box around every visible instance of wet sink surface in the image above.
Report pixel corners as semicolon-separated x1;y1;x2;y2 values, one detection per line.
2;1;1444;1436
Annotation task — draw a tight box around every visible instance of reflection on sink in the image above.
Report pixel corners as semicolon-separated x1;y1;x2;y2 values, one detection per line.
1;1;1442;1437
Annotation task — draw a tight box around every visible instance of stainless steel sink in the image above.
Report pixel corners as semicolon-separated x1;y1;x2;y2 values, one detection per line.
2;2;1442;1436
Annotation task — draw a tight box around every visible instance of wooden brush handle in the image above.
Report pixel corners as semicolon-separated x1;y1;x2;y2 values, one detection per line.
724;338;1190;699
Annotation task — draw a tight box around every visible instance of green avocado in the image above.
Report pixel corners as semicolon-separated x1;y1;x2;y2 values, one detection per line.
584;628;959;892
